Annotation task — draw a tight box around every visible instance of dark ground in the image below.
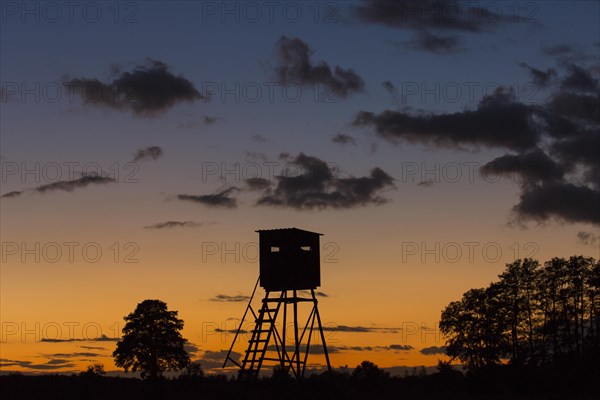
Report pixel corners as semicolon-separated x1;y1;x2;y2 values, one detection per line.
1;364;598;400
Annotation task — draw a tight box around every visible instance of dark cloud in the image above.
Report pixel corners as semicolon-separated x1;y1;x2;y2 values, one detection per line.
270;344;412;353
481;148;564;186
552;132;598;170
36;175;115;194
420;345;448;355
542;44;576;57
266;344;338;355
332;133;356;146
518;62;557;88
337;345;373;352
178;187;239;208
274;36;365;98
417;180;434;188
133;146;163;162
255;153;394;210
250;134;267;143
353;0;510;32
215;328;248;334
144;221;213;229
1;190;23;198
209;294;251;302
297;290;329;297
401;31;464;54
354;60;599;226
184;342;201;357
64;59;203;116
382;80;395;93
385;344;414;351
79;345;106;350
0;358;75;371
198;349;241;370
2;175;115;198
561;63;600;92
40;334;118;343
41;352;102;358
321;325;371;333
321;325;400;334
513;182;599;225
576;231;599;247
547;91;600;123
353;87;538;151
203;115;223;125
245;177;273;191
354;1;529;55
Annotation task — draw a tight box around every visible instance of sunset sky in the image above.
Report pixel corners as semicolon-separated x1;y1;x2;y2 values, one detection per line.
1;0;599;376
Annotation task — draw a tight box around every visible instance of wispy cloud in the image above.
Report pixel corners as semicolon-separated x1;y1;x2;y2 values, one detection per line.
203;115;223;125
40;334;118;343
178;187;239;209
2;175;115;199
198;349;241;369
420;346;447;355
576;231;599;247
332;133;356;146
0;358;75;371
133;146;163;162
209;294;251;302
398;31;465;55
144;220;215;229
274;36;365;98
321;325;400;334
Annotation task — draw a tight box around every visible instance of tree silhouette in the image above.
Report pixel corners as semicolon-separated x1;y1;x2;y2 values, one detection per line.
440;256;600;371
351;360;390;382
80;363;105;377
113;299;190;379
440;285;508;370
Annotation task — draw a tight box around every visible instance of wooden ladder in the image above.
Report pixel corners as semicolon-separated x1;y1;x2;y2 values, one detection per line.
240;291;283;377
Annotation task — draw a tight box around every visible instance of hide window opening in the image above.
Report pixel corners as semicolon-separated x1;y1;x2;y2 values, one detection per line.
301;246;311;251
270;246;280;252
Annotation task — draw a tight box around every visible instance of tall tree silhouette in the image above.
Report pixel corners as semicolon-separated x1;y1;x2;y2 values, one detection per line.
440;285;508;370
440;256;600;371
113;299;190;379
497;259;540;365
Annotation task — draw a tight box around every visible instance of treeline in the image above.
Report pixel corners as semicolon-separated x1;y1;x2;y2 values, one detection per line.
3;360;599;400
440;255;600;370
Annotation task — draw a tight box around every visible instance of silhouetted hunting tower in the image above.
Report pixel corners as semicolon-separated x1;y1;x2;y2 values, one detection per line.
223;228;332;379
258;228;321;291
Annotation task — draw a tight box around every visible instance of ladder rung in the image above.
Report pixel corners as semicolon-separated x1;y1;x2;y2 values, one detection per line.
262;308;278;312
249;338;269;343
255;318;273;322
253;329;270;333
